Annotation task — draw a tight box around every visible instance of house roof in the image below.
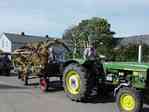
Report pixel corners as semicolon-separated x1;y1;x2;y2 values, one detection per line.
2;32;61;51
116;34;149;46
3;32;52;44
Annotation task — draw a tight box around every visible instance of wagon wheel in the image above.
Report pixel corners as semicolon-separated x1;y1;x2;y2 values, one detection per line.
40;77;49;92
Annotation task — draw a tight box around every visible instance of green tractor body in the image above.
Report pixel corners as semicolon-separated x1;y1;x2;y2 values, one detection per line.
103;62;149;89
72;59;149;90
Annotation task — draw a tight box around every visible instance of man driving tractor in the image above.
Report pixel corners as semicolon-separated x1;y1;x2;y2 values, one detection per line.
83;42;96;61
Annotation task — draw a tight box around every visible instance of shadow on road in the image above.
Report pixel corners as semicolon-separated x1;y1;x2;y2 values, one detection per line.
27;80;63;92
0;72;17;77
84;94;115;104
47;80;63;92
9;72;18;76
143;107;149;112
0;84;28;90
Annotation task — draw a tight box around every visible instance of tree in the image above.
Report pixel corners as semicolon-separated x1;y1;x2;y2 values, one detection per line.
63;17;115;59
142;44;149;62
114;43;149;62
114;44;138;62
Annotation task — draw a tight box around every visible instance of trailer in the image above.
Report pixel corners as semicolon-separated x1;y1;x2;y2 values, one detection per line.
13;39;70;85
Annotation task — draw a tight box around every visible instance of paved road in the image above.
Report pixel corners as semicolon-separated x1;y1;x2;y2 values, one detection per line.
0;76;149;112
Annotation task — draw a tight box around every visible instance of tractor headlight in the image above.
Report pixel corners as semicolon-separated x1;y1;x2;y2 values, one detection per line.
119;72;124;76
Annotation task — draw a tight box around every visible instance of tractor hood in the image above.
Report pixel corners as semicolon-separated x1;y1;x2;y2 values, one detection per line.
103;62;149;72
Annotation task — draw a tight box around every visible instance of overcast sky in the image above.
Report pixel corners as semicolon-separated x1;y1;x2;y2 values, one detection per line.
0;0;149;37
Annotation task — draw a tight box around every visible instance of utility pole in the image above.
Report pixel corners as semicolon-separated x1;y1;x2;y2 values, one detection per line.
138;41;142;63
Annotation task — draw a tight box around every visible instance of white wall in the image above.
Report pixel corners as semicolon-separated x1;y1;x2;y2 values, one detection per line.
0;34;12;52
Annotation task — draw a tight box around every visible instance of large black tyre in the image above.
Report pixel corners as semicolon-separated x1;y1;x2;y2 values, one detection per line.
63;64;94;101
116;87;143;112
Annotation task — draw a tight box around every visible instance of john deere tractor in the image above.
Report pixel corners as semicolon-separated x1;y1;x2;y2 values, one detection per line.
62;59;149;112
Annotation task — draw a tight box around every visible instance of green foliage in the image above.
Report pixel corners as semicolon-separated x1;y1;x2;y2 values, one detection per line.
64;52;73;59
63;17;149;62
142;44;149;62
114;44;149;62
63;17;115;59
0;49;3;53
114;44;138;61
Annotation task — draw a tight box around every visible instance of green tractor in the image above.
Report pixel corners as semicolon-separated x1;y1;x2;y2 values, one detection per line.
62;59;149;112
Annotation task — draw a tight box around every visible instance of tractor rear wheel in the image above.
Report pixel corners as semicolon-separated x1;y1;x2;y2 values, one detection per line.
116;87;143;112
63;64;93;101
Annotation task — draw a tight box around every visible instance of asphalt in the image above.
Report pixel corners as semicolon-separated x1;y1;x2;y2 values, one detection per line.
0;76;149;112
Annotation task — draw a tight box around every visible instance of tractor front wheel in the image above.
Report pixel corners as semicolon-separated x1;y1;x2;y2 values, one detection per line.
116;87;143;112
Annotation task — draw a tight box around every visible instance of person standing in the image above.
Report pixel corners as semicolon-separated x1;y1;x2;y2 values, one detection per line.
83;43;96;60
48;47;55;62
83;42;104;76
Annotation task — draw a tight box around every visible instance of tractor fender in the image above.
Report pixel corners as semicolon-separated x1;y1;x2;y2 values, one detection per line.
114;82;131;97
63;60;78;68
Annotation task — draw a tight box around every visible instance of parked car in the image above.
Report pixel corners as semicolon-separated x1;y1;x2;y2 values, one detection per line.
0;53;13;76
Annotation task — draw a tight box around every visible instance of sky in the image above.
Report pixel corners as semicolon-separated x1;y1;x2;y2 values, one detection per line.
0;0;149;38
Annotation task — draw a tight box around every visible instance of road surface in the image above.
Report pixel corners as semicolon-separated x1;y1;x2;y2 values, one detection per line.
0;76;149;112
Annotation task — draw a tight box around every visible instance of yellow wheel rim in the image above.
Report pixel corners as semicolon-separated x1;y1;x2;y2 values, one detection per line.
120;94;136;111
65;70;80;95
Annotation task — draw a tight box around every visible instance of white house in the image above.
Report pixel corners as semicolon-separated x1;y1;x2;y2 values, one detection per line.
0;33;12;52
0;32;49;53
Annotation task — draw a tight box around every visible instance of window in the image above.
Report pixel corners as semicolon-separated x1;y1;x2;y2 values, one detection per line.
2;39;4;48
6;40;8;47
1;39;9;48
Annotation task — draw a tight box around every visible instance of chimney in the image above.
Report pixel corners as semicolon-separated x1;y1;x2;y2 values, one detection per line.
21;32;25;36
45;35;49;38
